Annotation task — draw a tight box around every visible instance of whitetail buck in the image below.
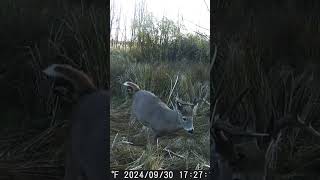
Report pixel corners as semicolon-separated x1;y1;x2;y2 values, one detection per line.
43;64;108;180
211;85;320;180
123;81;198;142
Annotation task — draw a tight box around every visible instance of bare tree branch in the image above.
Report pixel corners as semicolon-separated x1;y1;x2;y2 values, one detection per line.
203;0;210;12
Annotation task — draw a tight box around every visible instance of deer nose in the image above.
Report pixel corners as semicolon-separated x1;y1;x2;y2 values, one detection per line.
188;129;194;134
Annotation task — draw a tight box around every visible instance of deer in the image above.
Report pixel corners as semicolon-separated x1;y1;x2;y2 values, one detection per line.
122;81;199;143
211;84;320;180
43;64;108;180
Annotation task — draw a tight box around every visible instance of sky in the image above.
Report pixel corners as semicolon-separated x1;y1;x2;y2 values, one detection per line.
110;0;210;41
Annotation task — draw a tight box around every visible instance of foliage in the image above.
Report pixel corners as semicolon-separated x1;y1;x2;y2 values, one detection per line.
110;2;210;170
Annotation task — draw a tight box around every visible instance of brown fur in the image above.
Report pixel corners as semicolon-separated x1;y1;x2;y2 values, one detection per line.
43;64;108;180
54;65;97;96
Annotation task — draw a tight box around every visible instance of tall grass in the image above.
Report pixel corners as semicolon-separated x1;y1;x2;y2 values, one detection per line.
0;0;109;130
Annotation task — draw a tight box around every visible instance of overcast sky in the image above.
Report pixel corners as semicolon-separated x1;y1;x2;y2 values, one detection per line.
110;0;210;41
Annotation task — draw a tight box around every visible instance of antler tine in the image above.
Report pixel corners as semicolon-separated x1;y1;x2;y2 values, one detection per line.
176;98;194;106
214;120;269;137
174;93;179;103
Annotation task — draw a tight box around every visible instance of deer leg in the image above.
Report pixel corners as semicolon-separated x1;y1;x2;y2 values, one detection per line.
153;133;160;146
146;128;151;144
129;113;136;127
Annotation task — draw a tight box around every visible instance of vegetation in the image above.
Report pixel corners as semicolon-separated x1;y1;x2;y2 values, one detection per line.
0;0;108;179
110;1;210;170
212;1;320;179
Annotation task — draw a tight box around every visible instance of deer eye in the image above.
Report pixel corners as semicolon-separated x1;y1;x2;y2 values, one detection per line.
182;117;187;121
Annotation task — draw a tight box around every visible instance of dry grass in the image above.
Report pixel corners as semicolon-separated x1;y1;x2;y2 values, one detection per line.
0;122;66;179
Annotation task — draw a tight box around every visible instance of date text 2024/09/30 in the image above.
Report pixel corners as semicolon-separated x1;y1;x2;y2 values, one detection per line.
111;170;210;179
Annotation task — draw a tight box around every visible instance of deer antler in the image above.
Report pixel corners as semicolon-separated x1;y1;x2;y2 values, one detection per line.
212;86;269;165
271;114;320;142
175;97;194;106
214;119;269;137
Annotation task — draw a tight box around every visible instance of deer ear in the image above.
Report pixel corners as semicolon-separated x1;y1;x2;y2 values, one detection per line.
176;102;183;110
174;97;183;110
193;103;199;114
